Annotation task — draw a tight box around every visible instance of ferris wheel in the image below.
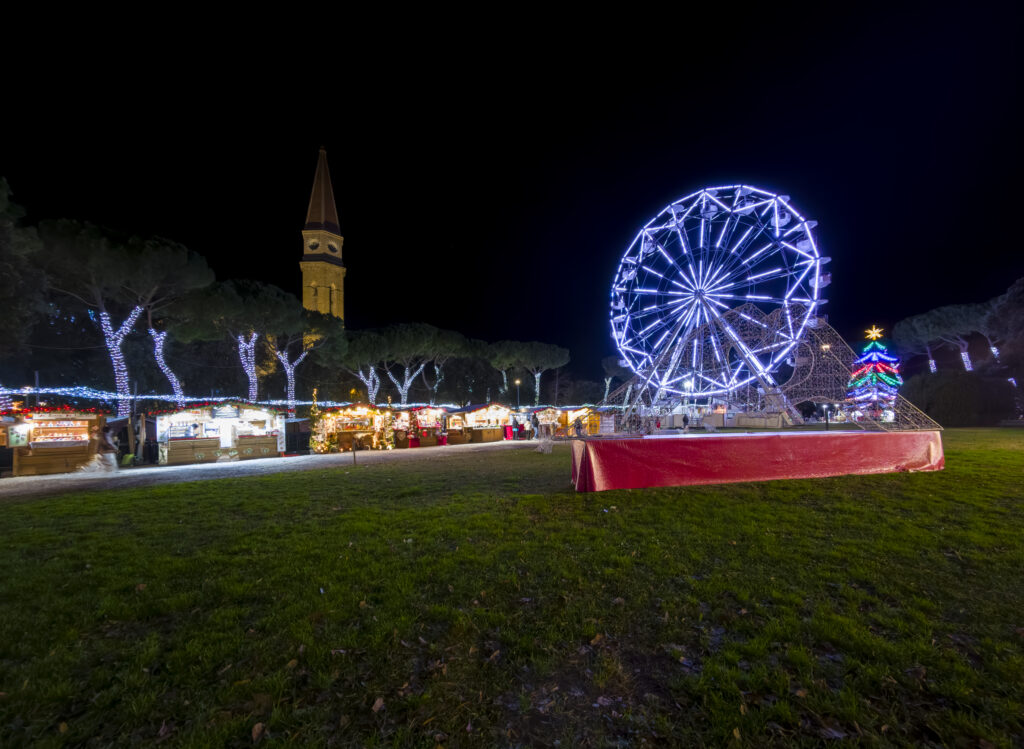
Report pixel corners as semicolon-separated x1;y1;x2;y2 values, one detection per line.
610;185;829;401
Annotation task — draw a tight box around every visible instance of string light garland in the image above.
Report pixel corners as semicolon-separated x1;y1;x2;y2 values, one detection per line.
960;351;973;372
355;366;381;404
847;328;903;413
150;329;186;408
928;359;937;373
100;306;144;417
274;349;309;417
387;363;427;406
237;332;259;401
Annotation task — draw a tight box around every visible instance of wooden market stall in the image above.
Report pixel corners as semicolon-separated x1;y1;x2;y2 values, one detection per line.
393;406;447;448
447;404;511;444
153;402;285;465
530;407;561;438
314;404;389;452
563;406;600;436
8;407;107;476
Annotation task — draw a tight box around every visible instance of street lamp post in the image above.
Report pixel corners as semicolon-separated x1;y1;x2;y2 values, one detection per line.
514;379;521;409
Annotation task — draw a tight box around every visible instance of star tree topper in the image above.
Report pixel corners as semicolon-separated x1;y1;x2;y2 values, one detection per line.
865;325;884;340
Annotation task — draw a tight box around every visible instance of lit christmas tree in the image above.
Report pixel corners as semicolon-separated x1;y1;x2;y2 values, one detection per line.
847;325;903;414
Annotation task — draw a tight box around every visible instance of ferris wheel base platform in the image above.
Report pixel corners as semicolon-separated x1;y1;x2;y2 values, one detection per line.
569;430;944;493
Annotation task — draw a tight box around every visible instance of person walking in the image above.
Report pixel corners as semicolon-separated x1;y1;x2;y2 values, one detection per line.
531;413;540;439
97;426;119;472
682;413;690;433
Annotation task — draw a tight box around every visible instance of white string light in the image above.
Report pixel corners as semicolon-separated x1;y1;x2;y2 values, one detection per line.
274;349;309;417
100;306;144;417
150;329;186;408
237;332;259;401
960;351;973;372
387;363;427;405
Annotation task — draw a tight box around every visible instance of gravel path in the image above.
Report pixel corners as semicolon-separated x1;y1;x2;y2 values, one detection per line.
0;440;538;502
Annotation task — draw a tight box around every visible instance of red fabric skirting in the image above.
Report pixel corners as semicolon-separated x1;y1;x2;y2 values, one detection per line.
571;431;944;493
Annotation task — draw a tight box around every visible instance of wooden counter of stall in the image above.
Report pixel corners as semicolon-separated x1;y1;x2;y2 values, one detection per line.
445;404;512;444
393;406;447;448
7;409;107;476
153;403;285;465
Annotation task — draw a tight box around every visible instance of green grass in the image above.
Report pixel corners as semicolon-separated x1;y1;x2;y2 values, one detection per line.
1;429;1022;747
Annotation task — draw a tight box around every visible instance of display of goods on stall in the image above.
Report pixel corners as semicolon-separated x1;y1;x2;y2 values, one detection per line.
447;404;512;444
564;407;600;437
316;404;391;452
530;407;561;438
393;406;447;448
152;402;285;465
6;407;109;476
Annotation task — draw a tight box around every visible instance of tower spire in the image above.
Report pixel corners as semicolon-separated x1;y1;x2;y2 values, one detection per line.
300;147;346;321
305;146;341;234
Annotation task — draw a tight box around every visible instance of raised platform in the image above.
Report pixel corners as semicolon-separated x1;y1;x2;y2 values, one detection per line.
570;430;944;493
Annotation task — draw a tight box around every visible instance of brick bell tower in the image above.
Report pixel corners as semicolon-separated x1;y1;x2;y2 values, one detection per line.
300;147;346;321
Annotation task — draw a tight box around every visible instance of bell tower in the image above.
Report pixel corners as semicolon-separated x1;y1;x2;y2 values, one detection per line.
300;147;346;320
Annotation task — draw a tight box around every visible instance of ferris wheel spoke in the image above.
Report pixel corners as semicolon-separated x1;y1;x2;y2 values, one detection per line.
612;185;820;401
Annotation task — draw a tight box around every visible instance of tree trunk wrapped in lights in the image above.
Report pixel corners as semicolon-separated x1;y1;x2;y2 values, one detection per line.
150;329;186;408
237;332;259;402
100;306;143;417
274;349;308;417
387;363;427;405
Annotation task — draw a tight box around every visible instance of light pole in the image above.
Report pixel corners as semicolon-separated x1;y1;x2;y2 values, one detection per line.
514;379;521;409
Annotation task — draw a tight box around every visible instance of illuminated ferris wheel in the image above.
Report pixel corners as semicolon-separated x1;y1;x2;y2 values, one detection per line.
610;185;829;401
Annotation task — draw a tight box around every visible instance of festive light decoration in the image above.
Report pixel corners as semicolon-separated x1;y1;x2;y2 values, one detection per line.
928;359;937;373
847;328;903;412
100;306;144;417
864;325;884;340
274;349;309;417
237;332;259;401
150;329;186;408
353;366;380;405
387;364;427;406
960;351;973;372
990;346;1001;360
610;185;826;400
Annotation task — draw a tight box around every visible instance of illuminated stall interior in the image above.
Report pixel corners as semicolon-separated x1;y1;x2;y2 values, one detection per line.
154;402;284;465
448;404;511;443
393;407;447;448
7;408;106;476
564;406;600;435
315;404;387;452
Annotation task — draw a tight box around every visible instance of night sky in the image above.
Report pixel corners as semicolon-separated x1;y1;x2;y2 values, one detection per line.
4;6;1021;380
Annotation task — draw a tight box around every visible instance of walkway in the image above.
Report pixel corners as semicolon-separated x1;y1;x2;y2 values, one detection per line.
0;440;537;502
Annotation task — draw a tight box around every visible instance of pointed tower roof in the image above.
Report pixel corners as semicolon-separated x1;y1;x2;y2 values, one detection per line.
305;147;341;234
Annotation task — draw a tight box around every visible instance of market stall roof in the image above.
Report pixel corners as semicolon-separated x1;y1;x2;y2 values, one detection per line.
321;402;382;413
395;405;448;412
449;403;509;414
145;400;287;416
2;405;111;417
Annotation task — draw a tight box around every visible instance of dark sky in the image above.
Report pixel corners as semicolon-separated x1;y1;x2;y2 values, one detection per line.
4;6;1021;380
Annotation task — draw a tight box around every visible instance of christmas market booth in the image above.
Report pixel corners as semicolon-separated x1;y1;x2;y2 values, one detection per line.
6;406;107;476
530;407;562;438
446;404;511;444
153;402;285;465
313;404;390;452
393;406;447;448
563;406;601;436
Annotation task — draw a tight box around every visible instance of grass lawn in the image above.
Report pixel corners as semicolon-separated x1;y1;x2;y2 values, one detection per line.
1;429;1022;747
